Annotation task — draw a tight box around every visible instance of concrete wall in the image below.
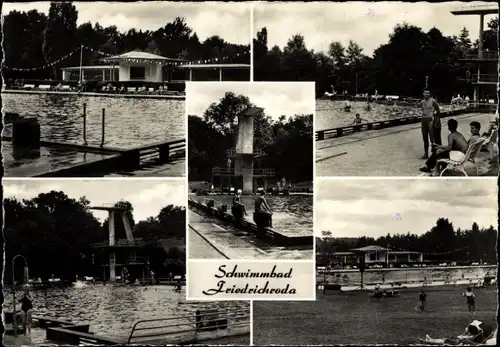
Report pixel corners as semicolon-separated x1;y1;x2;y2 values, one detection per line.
236;115;254;154
235;154;254;194
118;62;163;82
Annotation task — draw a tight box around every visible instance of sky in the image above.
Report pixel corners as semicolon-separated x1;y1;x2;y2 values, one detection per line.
254;1;498;56
316;179;498;238
3;179;186;223
1;1;251;45
186;82;315;120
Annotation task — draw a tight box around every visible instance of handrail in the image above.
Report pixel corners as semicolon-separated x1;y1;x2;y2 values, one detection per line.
460;74;498;82
130;138;185;152
211;167;275;175
127;309;250;343
462;52;499;60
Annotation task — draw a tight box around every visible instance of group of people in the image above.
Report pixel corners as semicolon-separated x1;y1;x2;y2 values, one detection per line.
418;89;498;175
232;189;274;228
417;286;496;345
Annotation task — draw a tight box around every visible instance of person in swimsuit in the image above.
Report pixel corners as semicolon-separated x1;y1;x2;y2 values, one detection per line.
463;287;476;319
352;113;368;125
419;119;468;174
18;288;33;335
417;289;427;312
424;320;495;345
254;190;273;228
232;189;248;216
420;89;442;159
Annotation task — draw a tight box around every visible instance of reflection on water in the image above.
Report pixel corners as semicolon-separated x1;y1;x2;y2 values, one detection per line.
199;194;313;237
3;285;249;343
3;141;115;177
2;93;185;148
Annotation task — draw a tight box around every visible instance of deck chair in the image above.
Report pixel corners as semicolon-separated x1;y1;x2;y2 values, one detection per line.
437;139;485;177
483;128;498;152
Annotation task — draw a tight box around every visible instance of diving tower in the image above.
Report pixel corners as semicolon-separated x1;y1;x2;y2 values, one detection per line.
211;107;275;194
89;203;146;283
452;4;499;104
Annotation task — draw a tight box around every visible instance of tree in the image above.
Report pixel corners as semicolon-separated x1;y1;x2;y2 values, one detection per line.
43;2;79;79
458;27;472;53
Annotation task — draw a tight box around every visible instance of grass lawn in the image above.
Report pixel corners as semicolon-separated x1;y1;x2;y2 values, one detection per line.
253;285;497;345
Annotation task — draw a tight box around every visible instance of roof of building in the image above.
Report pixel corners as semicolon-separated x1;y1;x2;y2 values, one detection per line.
61;65;117;71
351;245;389;252
451;4;498;15
177;63;250;69
101;51;187;62
389;250;422;255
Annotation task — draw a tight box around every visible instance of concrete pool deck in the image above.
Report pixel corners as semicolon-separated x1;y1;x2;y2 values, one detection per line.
316;112;498;176
188;210;268;259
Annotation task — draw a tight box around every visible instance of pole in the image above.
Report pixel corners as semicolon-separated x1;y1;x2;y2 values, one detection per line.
83;103;87;145
387;244;390;268
79;45;84;84
100;108;105;148
355;72;358;95
425;76;429;89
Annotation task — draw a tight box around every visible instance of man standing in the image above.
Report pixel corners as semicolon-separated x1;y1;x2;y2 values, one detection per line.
421;89;442;159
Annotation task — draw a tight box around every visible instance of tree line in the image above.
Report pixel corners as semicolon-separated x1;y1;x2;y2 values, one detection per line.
188;92;313;183
254;18;498;101
316;218;497;265
3;191;186;283
2;2;249;80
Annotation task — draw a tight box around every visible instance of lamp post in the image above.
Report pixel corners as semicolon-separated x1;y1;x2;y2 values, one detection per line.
12;254;28;336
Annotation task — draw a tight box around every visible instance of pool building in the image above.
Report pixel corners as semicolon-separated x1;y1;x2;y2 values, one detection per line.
61;50;250;83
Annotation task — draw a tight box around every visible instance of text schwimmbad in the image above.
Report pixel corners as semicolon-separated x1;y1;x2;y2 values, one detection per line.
214;264;293;278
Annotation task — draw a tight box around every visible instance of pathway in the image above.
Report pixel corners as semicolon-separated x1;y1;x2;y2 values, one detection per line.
316;112;498;176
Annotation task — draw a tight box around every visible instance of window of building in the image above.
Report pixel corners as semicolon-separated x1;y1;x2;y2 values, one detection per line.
130;66;146;80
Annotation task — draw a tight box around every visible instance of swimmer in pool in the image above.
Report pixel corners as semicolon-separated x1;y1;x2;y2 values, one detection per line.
352;113;368;125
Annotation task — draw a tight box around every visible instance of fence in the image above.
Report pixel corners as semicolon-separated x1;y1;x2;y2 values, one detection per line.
127;307;250;344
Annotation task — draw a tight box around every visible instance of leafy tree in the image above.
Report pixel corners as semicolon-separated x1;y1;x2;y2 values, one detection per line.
316;218;497;266
3;191;186;282
42;2;79;79
189;92;313;183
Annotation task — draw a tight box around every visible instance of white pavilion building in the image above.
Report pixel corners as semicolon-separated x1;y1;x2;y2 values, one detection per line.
61;50;250;83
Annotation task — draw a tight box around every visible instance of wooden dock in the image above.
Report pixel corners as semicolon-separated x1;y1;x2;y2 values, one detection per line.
2;136;185;177
188;198;313;247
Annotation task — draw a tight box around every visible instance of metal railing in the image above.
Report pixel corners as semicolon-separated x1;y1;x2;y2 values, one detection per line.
127;308;250;344
462;52;499;60
211;167;275;176
90;239;145;248
253;168;275;176
459;74;498;83
226;147;266;157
